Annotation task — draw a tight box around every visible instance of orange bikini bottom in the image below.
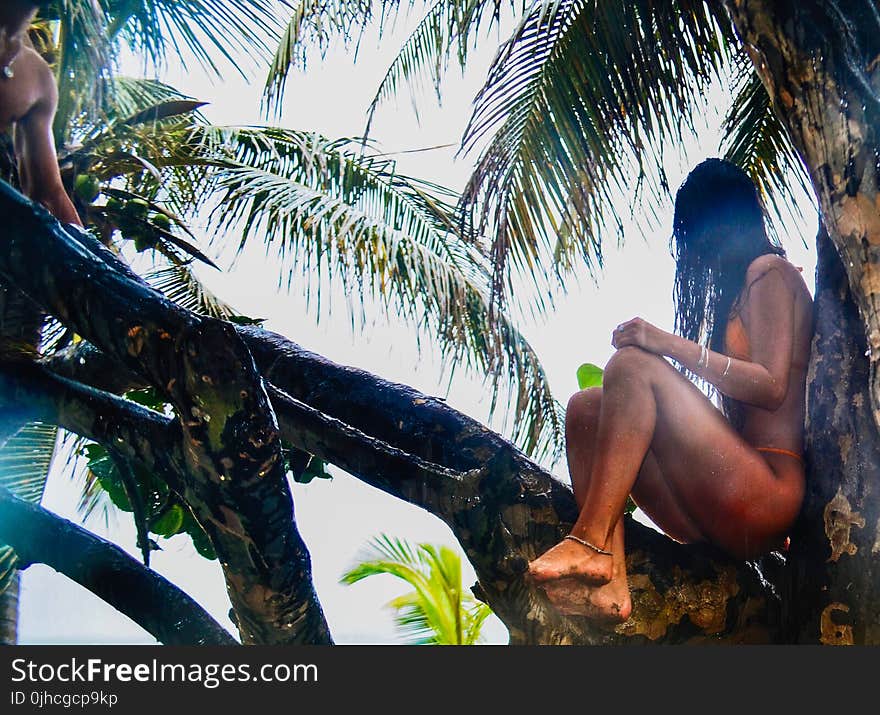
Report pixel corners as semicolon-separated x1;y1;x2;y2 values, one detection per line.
755;446;804;464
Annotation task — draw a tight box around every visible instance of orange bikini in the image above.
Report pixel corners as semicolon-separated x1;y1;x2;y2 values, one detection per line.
724;312;804;465
754;446;804;463
724;313;751;361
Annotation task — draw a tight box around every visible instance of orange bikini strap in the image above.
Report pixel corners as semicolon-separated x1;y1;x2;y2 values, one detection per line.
755;446;804;463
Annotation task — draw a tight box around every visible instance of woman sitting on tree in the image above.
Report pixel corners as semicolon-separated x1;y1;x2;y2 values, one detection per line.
528;158;813;623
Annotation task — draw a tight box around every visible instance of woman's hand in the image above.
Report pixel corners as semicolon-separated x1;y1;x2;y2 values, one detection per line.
611;317;672;356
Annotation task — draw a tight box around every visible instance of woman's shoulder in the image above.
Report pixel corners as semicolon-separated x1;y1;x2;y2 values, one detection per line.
745;253;792;277
743;253;813;307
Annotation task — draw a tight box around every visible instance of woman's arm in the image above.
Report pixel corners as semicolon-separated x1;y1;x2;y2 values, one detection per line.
613;257;795;410
16;51;82;226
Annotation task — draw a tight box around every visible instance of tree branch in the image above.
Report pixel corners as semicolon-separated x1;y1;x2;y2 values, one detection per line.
244;328;782;644
0;486;237;645
0;360;183;489
41;341;146;395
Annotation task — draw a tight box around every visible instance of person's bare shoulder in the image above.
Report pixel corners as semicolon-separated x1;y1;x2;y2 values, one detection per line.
17;46;58;116
746;253;813;313
745;253;800;287
747;252;788;273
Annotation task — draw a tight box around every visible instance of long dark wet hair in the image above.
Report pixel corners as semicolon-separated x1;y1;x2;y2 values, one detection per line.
671;158;785;417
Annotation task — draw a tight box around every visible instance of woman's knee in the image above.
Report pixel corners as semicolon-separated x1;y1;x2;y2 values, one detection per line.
566;387;602;431
603;346;659;385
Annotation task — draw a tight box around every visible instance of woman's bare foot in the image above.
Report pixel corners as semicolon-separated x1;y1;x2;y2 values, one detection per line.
527;537;613;586
539;566;632;623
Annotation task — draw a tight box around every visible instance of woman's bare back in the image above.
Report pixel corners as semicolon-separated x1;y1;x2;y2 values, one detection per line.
731;255;814;459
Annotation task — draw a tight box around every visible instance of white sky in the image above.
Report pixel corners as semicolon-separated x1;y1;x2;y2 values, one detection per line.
18;9;819;645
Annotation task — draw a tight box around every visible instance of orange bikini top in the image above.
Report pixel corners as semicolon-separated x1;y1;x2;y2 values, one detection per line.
723;264;803;362
725;313;751;361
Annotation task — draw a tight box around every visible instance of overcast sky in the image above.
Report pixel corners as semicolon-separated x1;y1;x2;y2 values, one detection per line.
18;9;819;645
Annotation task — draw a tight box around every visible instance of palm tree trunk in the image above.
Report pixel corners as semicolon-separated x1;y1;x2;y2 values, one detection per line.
724;0;880;642
781;227;880;643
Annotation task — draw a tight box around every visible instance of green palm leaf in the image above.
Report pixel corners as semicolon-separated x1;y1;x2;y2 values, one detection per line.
341;534;492;645
102;77;195;124
107;0;282;78
42;1;114;144
263;0;523;123
460;0;736;310
44;1;283;143
0;423;57;507
263;0;375;115
146;264;238;320
206;127;564;458
363;0;524;135
0;423;58;593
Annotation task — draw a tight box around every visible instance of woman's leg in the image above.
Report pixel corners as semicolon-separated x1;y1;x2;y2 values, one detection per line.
538;387;630;619
528;346;804;620
530;377;698;620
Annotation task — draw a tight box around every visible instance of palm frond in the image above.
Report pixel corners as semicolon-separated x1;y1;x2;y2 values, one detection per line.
146;264;239;320
67;79;206;169
103;77;195;122
386;595;442;644
341;534;486;645
63;76;195;149
45;1;283;142
67;98;566;456
721;60;812;235
0;547;17;595
0;422;59;594
460;0;736;311
45;1;114;145
0;423;58;504
108;0;283;78
364;0;520;135
461;599;493;644
263;0;375;115
207;127;564;458
71;103;218;219
263;0;520;123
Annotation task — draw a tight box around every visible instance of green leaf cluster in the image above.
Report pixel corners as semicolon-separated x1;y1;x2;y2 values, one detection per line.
78;442;216;560
280;441;333;484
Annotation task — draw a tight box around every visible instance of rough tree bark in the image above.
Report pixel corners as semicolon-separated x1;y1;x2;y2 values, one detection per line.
725;0;880;645
784;227;880;644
